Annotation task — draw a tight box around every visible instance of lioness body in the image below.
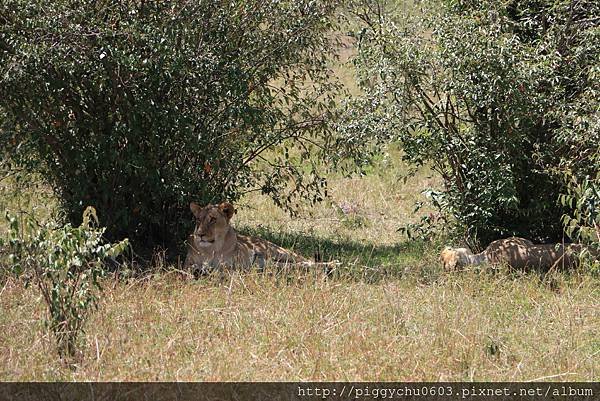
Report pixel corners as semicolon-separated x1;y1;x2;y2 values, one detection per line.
184;202;311;271
441;237;581;271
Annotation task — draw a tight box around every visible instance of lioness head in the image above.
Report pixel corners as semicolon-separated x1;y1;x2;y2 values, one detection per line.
189;202;236;247
440;246;472;271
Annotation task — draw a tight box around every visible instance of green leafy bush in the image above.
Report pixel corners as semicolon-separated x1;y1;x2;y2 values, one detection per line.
342;0;600;244
1;207;129;358
560;174;600;273
0;0;343;256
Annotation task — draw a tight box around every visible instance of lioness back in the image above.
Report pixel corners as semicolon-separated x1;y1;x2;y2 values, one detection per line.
485;237;534;268
236;234;309;266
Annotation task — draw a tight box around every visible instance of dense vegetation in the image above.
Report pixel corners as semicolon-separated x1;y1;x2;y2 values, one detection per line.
2;0;597;255
0;0;347;256
344;0;599;248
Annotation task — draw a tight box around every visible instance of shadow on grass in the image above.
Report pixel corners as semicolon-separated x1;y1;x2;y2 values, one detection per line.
237;225;441;283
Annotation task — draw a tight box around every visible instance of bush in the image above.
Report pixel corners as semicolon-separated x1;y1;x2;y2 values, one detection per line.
0;0;344;256
342;0;600;244
560;174;600;273
0;207;129;359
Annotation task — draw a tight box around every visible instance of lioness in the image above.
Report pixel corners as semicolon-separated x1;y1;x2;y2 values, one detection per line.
440;237;581;271
184;202;323;272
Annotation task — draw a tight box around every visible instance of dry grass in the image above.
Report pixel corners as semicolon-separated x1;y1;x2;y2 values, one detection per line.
237;148;438;245
1;155;599;381
2;270;598;381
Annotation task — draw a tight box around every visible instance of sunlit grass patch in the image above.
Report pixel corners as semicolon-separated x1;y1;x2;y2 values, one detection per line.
1;269;598;381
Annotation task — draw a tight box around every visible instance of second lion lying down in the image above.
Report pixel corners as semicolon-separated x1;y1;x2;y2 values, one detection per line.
184;202;333;272
440;237;587;271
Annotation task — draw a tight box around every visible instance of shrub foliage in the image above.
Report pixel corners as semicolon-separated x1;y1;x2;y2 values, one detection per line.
344;0;600;244
0;0;343;255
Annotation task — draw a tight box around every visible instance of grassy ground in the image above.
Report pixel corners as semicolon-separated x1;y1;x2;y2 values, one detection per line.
1;154;599;381
2;270;598;381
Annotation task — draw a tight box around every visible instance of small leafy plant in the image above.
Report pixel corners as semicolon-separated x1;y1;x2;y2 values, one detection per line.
1;207;129;359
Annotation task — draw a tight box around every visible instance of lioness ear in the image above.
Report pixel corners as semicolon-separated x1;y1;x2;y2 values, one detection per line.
190;202;203;218
218;202;236;221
